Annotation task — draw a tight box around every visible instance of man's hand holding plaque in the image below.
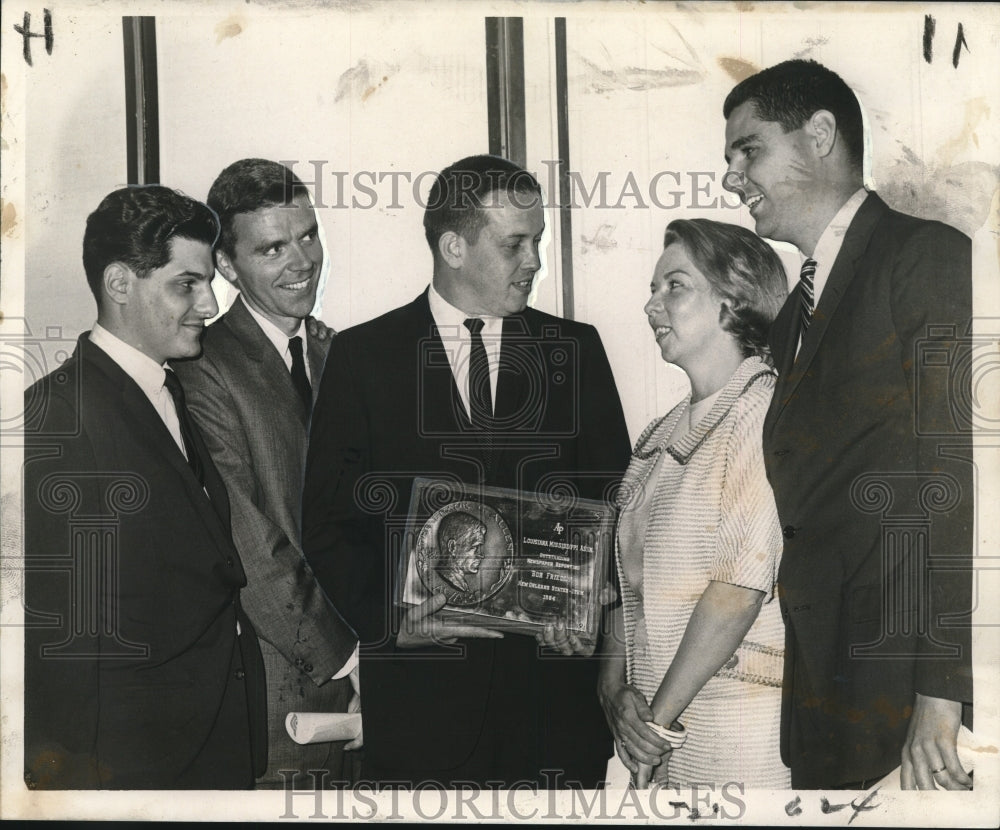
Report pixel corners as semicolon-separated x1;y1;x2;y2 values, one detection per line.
396;592;505;648
536;619;588;656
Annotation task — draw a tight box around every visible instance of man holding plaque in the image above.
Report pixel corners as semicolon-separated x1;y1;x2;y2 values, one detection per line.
303;155;630;788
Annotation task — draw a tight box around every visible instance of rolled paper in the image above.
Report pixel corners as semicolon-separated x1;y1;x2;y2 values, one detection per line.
285;712;362;745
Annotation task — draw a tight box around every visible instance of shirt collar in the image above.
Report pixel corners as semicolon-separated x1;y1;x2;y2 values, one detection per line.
811;188;869;270
240;294;307;356
89;322;168;399
428;282;504;337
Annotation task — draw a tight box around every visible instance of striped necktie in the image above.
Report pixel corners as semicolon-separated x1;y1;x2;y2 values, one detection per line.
798;257;817;334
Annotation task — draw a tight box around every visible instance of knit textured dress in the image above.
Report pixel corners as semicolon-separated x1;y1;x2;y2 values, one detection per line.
616;356;790;788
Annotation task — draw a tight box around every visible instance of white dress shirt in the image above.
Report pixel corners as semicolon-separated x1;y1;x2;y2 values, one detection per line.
795;188;869;355
240;295;312;382
89;323;187;458
809;187;870;305
427;282;503;416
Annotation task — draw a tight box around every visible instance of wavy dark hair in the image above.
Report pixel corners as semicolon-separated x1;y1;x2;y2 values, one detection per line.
83;185;218;304
723;59;864;172
662;218;787;362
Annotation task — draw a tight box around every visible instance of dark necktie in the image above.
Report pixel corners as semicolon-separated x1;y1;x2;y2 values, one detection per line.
163;369;205;486
464;318;492;428
798;257;817;335
289;335;312;409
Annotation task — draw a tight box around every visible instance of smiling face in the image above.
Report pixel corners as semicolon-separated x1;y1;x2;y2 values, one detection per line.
448;190;544;317
217;193;323;335
124;236;218;364
644;242;737;375
723;101;819;251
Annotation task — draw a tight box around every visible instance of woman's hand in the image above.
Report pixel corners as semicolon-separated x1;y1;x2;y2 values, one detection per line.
598;677;673;774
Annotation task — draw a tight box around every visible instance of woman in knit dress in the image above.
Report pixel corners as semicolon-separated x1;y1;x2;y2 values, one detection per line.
598;218;790;789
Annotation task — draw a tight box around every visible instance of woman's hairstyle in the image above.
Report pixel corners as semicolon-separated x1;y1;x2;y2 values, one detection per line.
662;218;788;361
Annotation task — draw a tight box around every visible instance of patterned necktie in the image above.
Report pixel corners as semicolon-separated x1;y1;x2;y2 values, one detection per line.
798;257;817;334
464;318;492;428
288;336;312;409
163;369;205;486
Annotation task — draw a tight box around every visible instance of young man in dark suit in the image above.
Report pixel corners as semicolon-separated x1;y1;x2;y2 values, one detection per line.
174;159;359;789
722;59;973;790
22;186;266;788
302;155;630;788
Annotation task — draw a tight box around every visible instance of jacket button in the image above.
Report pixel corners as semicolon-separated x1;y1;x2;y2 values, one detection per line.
295;658;305;667
226;557;235;567
303;663;313;673
783;525;796;539
234;669;245;680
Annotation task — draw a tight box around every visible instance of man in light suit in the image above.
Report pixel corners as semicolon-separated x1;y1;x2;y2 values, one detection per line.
23;185;266;788
722;59;973;790
302;154;631;788
174;159;359;789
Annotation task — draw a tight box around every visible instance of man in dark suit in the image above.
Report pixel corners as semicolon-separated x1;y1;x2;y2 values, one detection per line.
302;155;630;788
22;186;266;789
722;59;973;790
174;159;359;789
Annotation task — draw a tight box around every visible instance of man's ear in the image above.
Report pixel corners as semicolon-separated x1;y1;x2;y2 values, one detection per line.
102;262;132;307
807;109;838;159
215;248;240;286
438;231;465;269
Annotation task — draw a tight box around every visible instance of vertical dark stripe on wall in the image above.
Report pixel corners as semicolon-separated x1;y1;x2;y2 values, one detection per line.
485;17;526;167
122;17;160;185
554;17;574;320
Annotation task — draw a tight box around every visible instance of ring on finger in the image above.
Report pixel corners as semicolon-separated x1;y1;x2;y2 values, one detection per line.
930;766;946;775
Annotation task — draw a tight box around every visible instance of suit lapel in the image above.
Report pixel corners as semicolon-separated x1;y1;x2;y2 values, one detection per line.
81;337;235;557
222;297;310;426
412;291;472;435
768;193;887;428
493;314;534;461
496;315;531;420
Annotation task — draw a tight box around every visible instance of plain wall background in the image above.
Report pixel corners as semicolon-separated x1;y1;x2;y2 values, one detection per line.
21;2;1000;443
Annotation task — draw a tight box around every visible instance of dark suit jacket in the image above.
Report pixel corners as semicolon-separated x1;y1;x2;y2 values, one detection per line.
23;335;267;789
173;298;358;782
302;290;630;786
763;193;974;788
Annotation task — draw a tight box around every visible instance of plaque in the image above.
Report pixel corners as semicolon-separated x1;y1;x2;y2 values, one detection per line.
399;478;614;649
